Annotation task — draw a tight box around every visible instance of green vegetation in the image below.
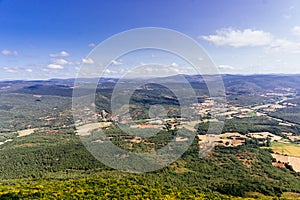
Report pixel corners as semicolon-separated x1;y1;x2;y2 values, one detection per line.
197;116;300;136
0;178;261;199
228;94;277;107
1;76;300;198
247;112;257;117
270;98;300;125
0;129;300;198
0;93;73;132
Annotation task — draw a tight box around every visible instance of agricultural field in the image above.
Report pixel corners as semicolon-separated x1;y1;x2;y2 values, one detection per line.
271;142;300;157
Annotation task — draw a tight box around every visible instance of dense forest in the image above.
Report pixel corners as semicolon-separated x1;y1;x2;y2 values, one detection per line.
0;128;300;199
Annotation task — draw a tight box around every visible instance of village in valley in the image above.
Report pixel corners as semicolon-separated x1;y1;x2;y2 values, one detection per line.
2;80;300;174
71;86;300;173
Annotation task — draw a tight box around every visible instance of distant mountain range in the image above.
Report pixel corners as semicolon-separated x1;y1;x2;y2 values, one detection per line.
1;74;300;96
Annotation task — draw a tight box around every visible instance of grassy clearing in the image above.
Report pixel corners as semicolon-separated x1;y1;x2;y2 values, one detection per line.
271;142;300;157
247;112;257;117
282;192;300;199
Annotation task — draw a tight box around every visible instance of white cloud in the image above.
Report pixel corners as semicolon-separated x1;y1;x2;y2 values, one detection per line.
53;58;69;65
70;61;81;65
49;51;69;57
198;57;204;61
268;38;300;54
58;51;69;57
127;65;181;78
111;60;122;65
1;49;18;56
47;64;64;69
104;69;111;73
49;58;80;68
203;27;300;54
2;66;34;74
292;26;300;36
1;50;11;56
82;58;95;64
88;43;96;47
202;28;273;47
170;62;179;67
3;66;22;73
218;65;234;70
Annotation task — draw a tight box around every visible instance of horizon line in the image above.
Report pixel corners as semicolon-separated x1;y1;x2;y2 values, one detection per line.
2;73;300;82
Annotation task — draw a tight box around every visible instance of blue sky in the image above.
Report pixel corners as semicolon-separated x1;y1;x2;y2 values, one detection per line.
1;0;300;80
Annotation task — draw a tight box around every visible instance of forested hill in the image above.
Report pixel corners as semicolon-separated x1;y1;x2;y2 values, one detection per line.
1;74;300;96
